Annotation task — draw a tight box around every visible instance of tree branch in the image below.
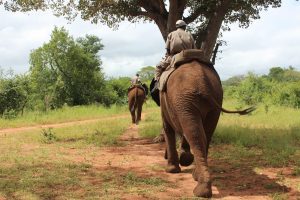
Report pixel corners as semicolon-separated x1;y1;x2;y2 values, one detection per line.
184;6;207;24
177;0;187;18
167;0;179;32
211;42;220;65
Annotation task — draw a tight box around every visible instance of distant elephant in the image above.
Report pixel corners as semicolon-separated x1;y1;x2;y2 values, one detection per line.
128;84;148;124
160;61;254;198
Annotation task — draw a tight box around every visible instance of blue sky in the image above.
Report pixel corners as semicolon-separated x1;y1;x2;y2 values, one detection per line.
0;1;299;80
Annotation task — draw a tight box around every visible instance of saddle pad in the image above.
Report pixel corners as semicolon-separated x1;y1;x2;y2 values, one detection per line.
158;49;213;91
174;49;212;67
128;85;145;94
158;65;176;91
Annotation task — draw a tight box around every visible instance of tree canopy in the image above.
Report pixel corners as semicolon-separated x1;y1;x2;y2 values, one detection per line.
1;0;283;59
29;27;106;109
137;66;155;82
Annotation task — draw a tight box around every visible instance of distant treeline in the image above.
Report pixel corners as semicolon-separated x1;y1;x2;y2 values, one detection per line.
2;27;298;119
223;66;300;109
0;27;155;119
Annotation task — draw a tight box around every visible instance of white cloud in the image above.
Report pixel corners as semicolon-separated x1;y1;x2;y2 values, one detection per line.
215;1;300;79
0;1;300;80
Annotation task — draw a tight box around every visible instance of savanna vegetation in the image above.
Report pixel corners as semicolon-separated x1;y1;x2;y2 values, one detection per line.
0;26;299;197
223;66;300;109
0;27;154;120
0;1;299;199
0;97;299;199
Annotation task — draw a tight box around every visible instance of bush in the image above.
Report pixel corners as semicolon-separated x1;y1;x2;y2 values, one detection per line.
0;75;29;117
224;67;300;109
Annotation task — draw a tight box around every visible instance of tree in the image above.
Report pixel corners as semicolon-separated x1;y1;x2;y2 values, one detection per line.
268;66;300;82
222;75;245;87
268;67;285;81
137;66;155;82
1;0;282;60
0;74;30;117
29;27;106;110
106;76;131;105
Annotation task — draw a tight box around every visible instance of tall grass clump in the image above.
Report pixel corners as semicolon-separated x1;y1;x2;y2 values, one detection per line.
48;117;131;147
138;106;161;139
213;104;300;167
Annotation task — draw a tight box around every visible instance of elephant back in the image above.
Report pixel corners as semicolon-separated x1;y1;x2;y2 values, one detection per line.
128;84;147;96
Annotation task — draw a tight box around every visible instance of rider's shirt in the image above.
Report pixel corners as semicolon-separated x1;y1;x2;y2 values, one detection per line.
165;28;196;55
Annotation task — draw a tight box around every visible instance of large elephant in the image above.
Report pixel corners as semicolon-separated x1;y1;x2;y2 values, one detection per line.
160;61;253;198
128;84;148;124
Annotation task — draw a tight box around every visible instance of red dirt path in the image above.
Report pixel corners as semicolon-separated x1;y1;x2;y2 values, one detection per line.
84;124;299;199
1;114;299;199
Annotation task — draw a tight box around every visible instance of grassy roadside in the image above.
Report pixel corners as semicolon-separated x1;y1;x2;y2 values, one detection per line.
139;101;300;169
0;102;168;199
0;115;142;199
139;101;300;199
0;100;299;199
0;104;129;129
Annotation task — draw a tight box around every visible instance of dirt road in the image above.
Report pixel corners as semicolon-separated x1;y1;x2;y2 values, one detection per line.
85;124;299;199
1;115;299;199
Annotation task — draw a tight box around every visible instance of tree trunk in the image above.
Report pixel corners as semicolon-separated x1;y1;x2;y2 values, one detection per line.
201;0;231;60
153;0;187;42
154;17;169;41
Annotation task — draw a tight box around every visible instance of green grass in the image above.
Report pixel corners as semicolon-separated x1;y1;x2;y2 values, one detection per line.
221;99;300;129
214;100;300;167
139;100;300;168
0;114;136;199
0;160;166;199
0;161;91;199
138;107;162;139
0;104;129;129
51;117;131;147
0;100;299;198
270;193;289;200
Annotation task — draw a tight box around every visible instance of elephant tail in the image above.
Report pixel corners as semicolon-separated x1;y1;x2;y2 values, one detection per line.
209;97;256;115
220;106;256;115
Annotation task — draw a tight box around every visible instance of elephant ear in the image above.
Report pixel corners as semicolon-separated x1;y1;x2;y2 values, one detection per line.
150;78;160;106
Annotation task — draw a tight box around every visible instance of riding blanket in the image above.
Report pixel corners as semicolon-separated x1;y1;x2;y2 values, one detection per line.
128;84;148;96
158;49;214;91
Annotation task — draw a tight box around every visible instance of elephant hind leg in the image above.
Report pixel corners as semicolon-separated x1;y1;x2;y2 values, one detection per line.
203;110;221;155
179;117;212;198
163;121;181;173
179;136;194;166
129;105;136;124
136;102;143;124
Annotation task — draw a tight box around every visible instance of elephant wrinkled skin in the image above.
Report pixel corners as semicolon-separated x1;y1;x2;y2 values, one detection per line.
128;86;146;124
160;61;253;198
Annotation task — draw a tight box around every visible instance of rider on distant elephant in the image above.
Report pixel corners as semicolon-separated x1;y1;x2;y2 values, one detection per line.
129;73;148;100
131;73;142;86
155;20;197;81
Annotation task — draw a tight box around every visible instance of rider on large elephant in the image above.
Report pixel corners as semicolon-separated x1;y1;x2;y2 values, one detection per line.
155;20;197;81
151;20;255;198
153;20;197;143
